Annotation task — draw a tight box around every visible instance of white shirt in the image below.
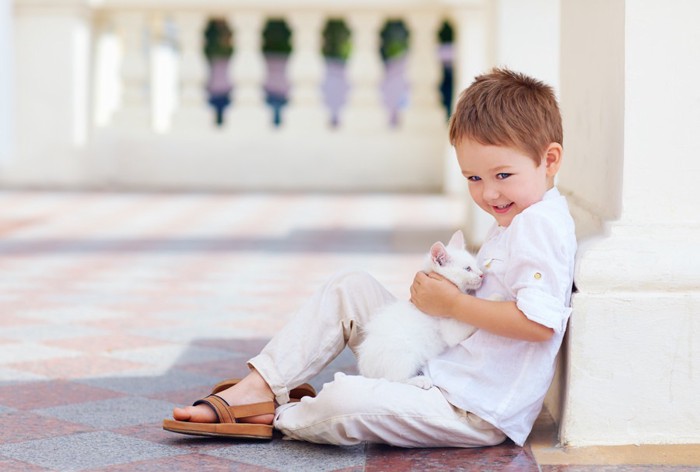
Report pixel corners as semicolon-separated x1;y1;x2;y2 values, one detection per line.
425;187;577;446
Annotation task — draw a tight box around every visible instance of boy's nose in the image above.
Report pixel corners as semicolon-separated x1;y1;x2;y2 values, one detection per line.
482;185;500;201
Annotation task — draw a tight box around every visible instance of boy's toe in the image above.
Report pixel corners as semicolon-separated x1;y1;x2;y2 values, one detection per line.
172;405;217;423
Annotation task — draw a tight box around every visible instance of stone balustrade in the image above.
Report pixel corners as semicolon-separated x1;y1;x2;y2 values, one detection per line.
43;0;475;191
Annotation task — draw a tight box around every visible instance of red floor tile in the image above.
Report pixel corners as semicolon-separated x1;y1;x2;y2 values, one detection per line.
8;355;147;379
0;457;51;472
365;441;538;472
0;411;94;444
0;380;125;410
96;454;273;472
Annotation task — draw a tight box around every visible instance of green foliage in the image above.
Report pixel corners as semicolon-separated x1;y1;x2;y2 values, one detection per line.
204;19;233;59
438;21;454;44
380;20;409;60
323;20;352;60
263;20;292;54
201;17;451;62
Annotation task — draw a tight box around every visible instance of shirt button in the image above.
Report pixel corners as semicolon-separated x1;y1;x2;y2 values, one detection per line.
534;272;542;280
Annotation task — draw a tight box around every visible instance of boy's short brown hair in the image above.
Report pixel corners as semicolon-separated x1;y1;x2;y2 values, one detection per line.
448;68;563;164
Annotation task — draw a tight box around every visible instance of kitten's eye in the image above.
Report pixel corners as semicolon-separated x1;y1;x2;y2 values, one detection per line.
465;267;472;272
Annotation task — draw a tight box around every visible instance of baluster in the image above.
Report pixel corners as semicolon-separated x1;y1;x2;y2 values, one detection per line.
227;11;268;130
343;12;385;130
150;14;175;132
285;12;326;129
92;13;117;127
171;12;211;130
403;12;445;131
112;12;150;128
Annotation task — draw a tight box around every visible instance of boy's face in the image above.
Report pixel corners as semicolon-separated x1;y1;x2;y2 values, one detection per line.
455;138;560;227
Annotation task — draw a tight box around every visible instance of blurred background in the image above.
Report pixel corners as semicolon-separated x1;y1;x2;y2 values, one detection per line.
0;0;559;201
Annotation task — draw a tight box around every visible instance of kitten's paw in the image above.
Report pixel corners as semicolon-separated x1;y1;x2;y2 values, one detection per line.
405;375;434;390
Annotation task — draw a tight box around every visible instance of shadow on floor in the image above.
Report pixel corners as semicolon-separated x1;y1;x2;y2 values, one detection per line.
0;227;460;256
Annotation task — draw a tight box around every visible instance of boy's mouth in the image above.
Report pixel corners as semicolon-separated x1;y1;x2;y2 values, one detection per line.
492;202;514;214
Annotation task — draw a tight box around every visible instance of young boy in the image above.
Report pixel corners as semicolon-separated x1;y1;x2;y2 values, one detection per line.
164;68;577;448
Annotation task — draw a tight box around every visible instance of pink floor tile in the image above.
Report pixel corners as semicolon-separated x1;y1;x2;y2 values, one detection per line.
225;316;290;337
191;338;269;354
44;334;170;354
0;380;126;410
0;457;51;472
0;411;94;444
82;316;183;333
365;442;538;472
0;315;37;328
8;355;147;379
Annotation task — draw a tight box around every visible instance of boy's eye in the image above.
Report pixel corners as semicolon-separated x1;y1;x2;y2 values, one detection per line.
466;176;481;182
496;173;511;179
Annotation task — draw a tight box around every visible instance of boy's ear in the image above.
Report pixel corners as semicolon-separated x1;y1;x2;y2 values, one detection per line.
543;142;563;177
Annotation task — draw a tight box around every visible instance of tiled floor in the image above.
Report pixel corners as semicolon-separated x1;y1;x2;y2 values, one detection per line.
0;190;697;471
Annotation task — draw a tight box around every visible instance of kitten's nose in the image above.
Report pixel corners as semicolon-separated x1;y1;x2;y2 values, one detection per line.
479;274;485;279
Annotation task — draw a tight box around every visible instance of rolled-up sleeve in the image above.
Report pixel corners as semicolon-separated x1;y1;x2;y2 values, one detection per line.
504;209;575;334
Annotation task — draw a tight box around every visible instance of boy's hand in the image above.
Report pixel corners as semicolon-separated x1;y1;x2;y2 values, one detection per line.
409;271;462;318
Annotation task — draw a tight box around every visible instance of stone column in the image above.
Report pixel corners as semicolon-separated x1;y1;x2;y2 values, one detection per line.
558;0;700;446
0;0;13;165
9;0;92;184
403;11;444;132
343;12;386;130
171;12;211;130
112;11;151;128
226;11;268;130
284;11;326;129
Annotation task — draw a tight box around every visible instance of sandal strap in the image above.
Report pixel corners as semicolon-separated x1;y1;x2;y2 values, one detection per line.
193;395;275;424
230;400;275;419
212;378;317;399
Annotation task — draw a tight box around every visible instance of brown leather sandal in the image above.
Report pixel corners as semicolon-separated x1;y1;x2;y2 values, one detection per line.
163;395;275;439
211;378;316;401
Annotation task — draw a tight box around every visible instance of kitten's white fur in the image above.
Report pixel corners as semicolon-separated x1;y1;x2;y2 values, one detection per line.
357;230;483;388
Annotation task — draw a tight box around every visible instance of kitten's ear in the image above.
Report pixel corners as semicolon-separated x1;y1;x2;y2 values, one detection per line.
447;230;465;249
430;242;449;266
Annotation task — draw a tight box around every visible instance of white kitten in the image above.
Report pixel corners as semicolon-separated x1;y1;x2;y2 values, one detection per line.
357;230;483;388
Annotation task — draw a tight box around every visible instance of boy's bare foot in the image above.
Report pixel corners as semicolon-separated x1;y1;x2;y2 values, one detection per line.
172;370;275;425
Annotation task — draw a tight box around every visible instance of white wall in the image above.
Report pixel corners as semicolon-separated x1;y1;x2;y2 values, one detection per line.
559;0;700;446
493;0;560;92
0;0;13;166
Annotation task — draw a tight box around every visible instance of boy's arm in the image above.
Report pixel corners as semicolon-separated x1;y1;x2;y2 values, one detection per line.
410;271;554;342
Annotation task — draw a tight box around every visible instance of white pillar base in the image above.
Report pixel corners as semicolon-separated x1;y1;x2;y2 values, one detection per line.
561;225;700;446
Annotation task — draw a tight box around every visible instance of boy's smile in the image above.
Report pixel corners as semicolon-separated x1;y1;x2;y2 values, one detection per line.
455;138;561;227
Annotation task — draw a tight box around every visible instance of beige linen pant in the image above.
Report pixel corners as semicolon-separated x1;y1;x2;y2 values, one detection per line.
248;270;506;448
